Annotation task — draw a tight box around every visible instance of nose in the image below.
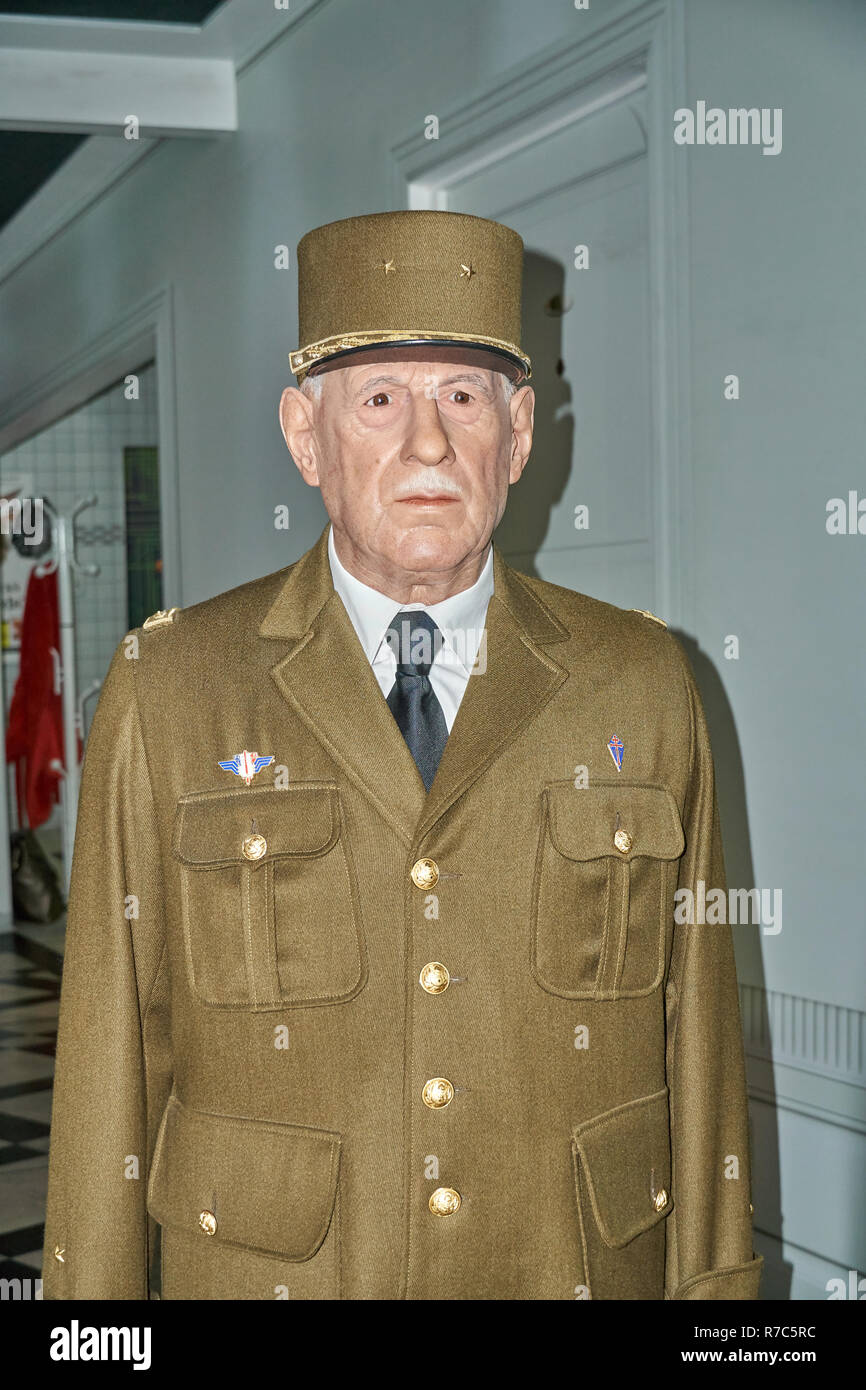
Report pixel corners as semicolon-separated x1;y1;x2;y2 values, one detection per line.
402;390;454;467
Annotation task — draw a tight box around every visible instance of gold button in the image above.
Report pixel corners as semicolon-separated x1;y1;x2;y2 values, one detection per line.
614;829;632;854
198;1210;218;1235
422;1077;454;1108
419;961;450;994
411;858;439;889
429;1186;461;1216
242;833;267;861
653;1188;668;1212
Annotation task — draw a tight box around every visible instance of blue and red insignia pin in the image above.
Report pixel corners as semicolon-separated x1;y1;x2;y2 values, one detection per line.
607;735;624;771
218;750;275;786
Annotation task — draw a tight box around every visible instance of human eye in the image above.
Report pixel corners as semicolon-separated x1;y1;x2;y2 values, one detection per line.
438;386;485;416
364;392;393;407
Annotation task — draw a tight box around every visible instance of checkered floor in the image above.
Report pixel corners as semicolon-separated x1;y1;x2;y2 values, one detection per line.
0;904;65;1288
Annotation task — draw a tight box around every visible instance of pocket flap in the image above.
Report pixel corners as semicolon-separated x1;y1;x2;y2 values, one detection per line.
572;1088;672;1248
173;784;339;866
147;1095;341;1261
547;781;684;862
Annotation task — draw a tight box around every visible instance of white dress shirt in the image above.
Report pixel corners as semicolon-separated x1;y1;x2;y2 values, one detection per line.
327;526;493;733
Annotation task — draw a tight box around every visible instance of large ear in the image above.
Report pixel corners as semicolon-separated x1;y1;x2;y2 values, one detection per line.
508;383;535;483
279;384;321;487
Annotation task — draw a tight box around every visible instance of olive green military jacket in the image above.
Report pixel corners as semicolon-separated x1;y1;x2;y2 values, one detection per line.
42;524;763;1300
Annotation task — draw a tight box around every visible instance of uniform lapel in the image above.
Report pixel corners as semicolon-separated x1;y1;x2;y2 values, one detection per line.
415;549;570;839
260;527;426;844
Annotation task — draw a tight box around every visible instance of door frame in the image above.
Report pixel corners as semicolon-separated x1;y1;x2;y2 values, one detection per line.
0;282;182;925
0;282;182;608
388;0;693;632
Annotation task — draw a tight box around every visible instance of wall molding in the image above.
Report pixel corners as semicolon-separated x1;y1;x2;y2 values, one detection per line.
741;982;865;1088
742;982;866;1135
389;0;694;632
0;280;182;606
0;0;331;286
0;283;182;928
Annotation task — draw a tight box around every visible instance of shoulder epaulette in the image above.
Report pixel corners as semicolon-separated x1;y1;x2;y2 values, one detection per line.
630;608;667;629
142;607;181;631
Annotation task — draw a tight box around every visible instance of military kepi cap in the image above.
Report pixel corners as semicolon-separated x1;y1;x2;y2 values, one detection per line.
289;210;531;384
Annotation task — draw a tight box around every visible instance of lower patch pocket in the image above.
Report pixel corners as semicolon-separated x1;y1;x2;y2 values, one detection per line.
571;1087;673;1299
148;1094;342;1300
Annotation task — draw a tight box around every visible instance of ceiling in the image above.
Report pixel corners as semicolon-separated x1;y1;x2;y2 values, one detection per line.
1;3;224;22
0;1;227;231
0;130;86;229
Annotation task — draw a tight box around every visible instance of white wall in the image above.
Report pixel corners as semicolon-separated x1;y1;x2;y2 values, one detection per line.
678;0;866;1298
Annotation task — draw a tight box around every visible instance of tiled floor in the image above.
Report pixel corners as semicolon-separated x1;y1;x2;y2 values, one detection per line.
0;883;66;1287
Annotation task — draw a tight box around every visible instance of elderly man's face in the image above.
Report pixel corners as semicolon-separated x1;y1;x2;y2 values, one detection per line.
279;356;534;601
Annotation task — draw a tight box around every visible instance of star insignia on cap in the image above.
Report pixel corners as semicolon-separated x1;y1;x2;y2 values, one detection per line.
459;262;475;278
379;258;396;274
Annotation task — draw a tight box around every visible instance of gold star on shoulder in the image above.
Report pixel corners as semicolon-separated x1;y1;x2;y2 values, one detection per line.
630;608;667;629
459;263;475;278
379;259;396;274
142;607;181;631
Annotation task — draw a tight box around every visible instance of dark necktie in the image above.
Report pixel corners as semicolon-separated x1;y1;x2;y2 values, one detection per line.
385;610;448;791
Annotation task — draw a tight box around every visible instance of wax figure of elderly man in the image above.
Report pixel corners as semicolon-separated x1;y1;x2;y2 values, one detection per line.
42;210;762;1301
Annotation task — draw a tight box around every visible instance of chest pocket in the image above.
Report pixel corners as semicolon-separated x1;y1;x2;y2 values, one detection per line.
530;780;684;999
172;783;367;1010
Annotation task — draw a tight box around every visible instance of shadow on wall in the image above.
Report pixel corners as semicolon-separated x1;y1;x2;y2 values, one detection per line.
494;249;573;569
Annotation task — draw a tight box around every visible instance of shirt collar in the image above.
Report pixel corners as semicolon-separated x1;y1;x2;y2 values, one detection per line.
327;524;494;675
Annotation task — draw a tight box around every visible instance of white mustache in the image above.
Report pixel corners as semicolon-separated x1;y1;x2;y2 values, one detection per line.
394;473;463;500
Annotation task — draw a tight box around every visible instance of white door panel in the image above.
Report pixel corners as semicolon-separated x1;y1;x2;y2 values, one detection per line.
445;94;655;612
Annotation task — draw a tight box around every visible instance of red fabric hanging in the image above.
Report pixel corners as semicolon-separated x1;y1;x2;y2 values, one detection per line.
6;564;79;829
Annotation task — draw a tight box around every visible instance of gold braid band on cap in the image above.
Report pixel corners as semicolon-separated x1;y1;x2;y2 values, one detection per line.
289;328;532;381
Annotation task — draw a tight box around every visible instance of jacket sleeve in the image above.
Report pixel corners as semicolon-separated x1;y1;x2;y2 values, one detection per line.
663;644;763;1300
42;634;172;1299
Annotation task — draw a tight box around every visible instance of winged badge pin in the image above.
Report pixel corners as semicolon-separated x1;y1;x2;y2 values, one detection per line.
218;750;275;786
